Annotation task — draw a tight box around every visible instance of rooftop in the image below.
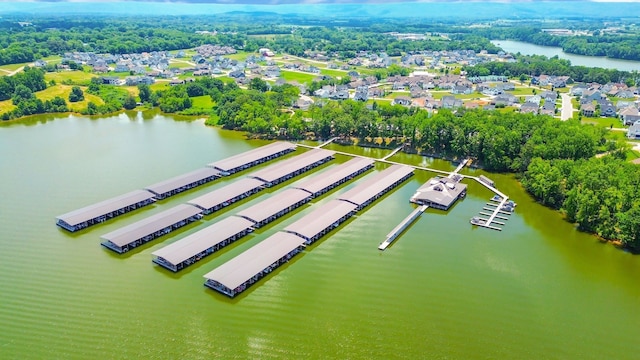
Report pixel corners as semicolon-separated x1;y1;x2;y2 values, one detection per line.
338;164;414;206
207;141;296;172
144;168;220;196
410;176;467;209
187;177;265;210
100;204;202;247
284;199;357;239
152;215;255;265
56;189;155;226
249;148;335;183
294;157;374;195
236;188;311;224
203;231;305;291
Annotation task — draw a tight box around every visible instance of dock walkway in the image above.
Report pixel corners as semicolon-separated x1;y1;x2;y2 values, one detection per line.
379;205;428;250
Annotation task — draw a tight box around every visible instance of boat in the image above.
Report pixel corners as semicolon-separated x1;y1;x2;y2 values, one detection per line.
491;195;502;202
470;216;485;225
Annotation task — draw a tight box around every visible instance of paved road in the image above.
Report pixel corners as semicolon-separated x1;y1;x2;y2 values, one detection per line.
560;93;574;121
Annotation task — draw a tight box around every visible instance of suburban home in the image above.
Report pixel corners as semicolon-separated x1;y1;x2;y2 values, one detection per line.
581;103;596;117
354;86;369;102
520;102;539;115
392;96;412;106
451;85;473;95
623;114;640;126
540;102;556;116
228;70;245;78
627;121;640;139
441;96;462;109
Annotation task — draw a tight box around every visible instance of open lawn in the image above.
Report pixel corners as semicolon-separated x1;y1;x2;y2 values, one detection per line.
509;87;535;96
626;150;640;162
0;99;16;115
385;91;411;99
280;70;316;84
320;68;348;78
36;85;104;111
45;71;97;85
190;95;215;111
582;116;623;128
150;82;170;91
224;51;252;61
168;60;195;69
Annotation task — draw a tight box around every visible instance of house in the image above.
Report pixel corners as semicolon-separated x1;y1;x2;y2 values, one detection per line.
570;84;587;96
293;98;313;110
615;90;635;99
354;86;369;102
441;96;462;109
101;76;120;85
228;70;245;79
627;121;640;139
601;103;617;117
114;62;130;73
33;59;47;68
451;85;473;95
330;90;350;100
314;88;331;98
540;102;556;116
368;88;384;98
169;79;185;86
520;102;539;115
623;115;640;126
526;95;542;105
581;103;596;117
392;96;412;106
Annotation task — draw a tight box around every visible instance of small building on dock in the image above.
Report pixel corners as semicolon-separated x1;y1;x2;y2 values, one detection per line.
203;231;306;297
144;168;221;200
207;141;296;175
294;157;374;197
236;188;312;228
283;199;358;245
100;204;203;254
56;189;156;232
249;148;335;187
152;215;255;272
187;178;265;215
410;176;467;210
479;175;495;187
338;164;414;210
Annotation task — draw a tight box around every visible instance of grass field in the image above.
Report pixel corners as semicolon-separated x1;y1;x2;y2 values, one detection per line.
168;61;195;69
582;116;623;128
0;99;16;114
224;51;252;61
509;87;535;96
150;82;170;91
385;91;411;99
45;71;97;85
280;70;316;84
190;95;215;111
320;68;348;78
34;85;104;111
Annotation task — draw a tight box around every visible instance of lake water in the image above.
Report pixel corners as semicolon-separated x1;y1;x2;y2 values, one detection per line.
1;113;639;359
492;40;640;72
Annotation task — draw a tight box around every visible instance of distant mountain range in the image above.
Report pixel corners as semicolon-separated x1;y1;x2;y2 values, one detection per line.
1;1;639;20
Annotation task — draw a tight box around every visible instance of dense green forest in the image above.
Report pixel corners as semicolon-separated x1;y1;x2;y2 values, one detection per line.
464;55;637;85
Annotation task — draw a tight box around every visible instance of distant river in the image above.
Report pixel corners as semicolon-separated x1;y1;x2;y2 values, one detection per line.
1;112;639;359
492;39;640;72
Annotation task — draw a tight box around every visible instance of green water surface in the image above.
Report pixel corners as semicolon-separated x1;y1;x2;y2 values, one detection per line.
0;112;638;359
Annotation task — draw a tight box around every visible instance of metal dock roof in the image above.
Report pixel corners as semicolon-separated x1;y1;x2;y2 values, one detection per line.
236;188;311;224
203;231;305;291
144;168;220;197
207;141;296;172
410;176;467;209
249;148;335;184
152;216;255;266
338;164;414;206
294;157;374;195
187;178;265;211
283;199;357;240
100;204;202;247
56;189;156;227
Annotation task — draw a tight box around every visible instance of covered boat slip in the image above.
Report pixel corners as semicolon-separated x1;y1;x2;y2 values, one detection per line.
144;168;221;200
100;204;203;254
55;189;156;232
339;164;414;210
294;157;375;197
249;148;335;187
410;176;467;210
203;232;306;297
187;178;265;215
152;216;255;272
207;141;296;175
236;188;312;228
283;199;358;245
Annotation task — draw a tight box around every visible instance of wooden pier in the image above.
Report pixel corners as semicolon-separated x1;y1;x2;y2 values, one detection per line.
379;205;428;250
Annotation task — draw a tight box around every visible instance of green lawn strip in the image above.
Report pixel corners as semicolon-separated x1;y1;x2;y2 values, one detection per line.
582;116;624;128
45;71;97;85
280;70;316;84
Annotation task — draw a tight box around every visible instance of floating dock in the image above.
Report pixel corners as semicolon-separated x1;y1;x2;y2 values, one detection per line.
207;141;296;175
249;148;335;187
100;204;203;254
378;205;428;250
151;216;255;272
187;178;265;215
294;157;374;198
144;168;221;200
203;232;306;298
55;142;297;231
204;164;415;297
55;190;156;232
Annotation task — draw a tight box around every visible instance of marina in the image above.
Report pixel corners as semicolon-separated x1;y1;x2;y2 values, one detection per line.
187;177;265;215
249;148;335;187
144;167;221;200
204;164;415;297
294;157;374;197
151;216;255;272
236;188;312;228
55;189;156;232
100;204;203;254
207;141;296;175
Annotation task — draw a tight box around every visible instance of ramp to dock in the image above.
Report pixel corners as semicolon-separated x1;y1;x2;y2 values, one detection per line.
379;205;428;250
